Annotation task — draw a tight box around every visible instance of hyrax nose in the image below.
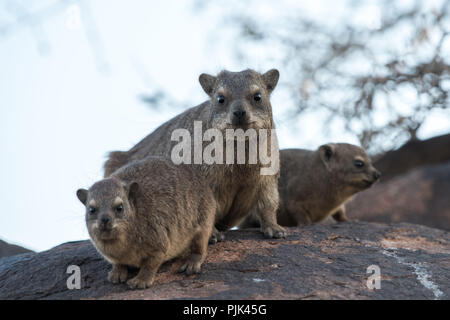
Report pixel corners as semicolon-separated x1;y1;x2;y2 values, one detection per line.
373;170;381;180
233;110;246;120
100;215;110;226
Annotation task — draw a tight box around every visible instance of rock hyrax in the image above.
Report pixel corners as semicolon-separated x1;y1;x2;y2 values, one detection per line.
76;157;215;289
103;69;285;241
241;143;380;227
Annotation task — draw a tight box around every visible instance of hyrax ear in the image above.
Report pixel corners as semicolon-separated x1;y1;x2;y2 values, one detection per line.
199;73;217;96
319;144;335;170
76;189;88;205
262;69;280;93
127;182;139;205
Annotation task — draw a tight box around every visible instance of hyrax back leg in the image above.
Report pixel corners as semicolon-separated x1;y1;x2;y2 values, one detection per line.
108;264;128;284
127;252;165;289
179;229;210;275
256;183;286;238
238;210;260;229
331;205;349;222
294;211;312;227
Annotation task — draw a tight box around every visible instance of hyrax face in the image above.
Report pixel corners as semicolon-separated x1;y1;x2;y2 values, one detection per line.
199;69;279;131
319;143;381;192
76;178;138;242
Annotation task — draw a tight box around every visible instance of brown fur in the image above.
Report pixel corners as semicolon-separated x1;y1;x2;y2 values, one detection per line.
241;143;380;227
77;157;215;289
104;69;285;240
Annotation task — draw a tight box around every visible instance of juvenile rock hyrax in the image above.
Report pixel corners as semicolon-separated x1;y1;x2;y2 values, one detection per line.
76;157;215;289
103;69;285;241
241;143;381;227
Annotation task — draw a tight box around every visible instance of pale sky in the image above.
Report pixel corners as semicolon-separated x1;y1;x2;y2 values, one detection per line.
0;0;448;252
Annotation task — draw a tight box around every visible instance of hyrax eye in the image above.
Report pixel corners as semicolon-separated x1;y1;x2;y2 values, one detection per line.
253;93;262;102
115;204;124;213
354;160;365;168
217;95;225;104
88;206;96;214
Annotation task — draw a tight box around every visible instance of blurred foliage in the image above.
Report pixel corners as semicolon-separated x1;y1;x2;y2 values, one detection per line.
2;0;449;154
197;0;450;154
0;0;109;73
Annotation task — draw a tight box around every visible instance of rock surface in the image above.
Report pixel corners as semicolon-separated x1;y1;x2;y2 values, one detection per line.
347;161;450;231
0;221;449;300
373;134;450;182
0;239;33;259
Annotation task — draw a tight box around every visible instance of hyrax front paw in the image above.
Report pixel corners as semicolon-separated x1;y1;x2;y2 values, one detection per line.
178;255;203;275
108;265;128;284
126;276;154;290
209;228;225;244
261;223;286;239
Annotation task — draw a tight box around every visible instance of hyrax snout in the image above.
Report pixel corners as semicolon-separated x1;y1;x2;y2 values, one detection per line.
77;157;215;289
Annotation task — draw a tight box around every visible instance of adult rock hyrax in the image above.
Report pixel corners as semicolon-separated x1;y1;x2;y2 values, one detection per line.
241;143;381;227
76;157;215;289
103;69;285;241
